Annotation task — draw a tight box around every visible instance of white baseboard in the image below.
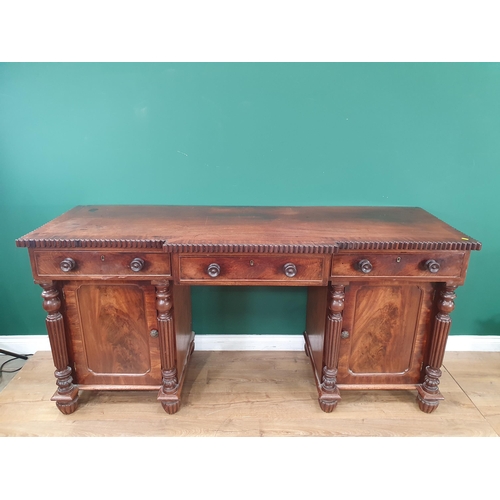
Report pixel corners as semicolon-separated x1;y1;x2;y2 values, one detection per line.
445;335;500;352
0;335;51;354
194;335;306;351
1;334;500;355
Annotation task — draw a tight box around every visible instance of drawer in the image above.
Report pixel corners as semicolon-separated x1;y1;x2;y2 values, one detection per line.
32;250;171;279
331;252;465;279
175;254;330;285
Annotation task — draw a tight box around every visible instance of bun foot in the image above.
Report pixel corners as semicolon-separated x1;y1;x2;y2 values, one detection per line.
161;400;180;414
51;385;79;415
319;399;339;413
416;385;444;413
416;394;441;414
56;398;79;415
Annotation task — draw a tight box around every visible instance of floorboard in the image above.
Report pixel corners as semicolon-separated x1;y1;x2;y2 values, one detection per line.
0;350;498;437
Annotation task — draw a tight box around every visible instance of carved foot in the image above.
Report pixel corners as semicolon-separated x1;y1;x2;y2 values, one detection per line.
318;383;341;413
50;367;79;415
56;398;79;415
417;397;440;414
416;366;445;413
51;388;79;415
416;385;444;414
319;399;339;413
161;400;181;414
157;383;181;415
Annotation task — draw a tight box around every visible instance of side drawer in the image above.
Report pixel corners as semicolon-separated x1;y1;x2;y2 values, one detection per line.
175;254;330;285
331;252;465;280
32;250;171;279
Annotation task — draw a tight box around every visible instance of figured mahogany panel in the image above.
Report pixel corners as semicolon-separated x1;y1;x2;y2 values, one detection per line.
63;281;162;387
337;282;434;386
331;251;465;281
77;284;150;374
175;254;328;285
32;250;170;279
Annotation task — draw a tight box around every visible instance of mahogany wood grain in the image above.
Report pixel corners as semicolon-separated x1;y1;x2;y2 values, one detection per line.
338;281;434;386
32;250;170;279
16;206;481;416
154;281;179;413
417;284;458;413
62;281;162;387
154;281;195;414
304;286;329;389
77;285;151;374
175;254;329;286
16;205;481;252
317;284;345;411
332;251;465;281
172;284;194;381
39;282;79;414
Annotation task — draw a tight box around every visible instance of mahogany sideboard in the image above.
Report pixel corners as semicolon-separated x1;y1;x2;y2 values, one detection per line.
16;206;481;415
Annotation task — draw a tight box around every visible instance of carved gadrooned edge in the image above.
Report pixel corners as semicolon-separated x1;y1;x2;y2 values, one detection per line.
15;239;337;253
15;239;482;252
335;240;482;251
15;238;165;249
163;243;339;254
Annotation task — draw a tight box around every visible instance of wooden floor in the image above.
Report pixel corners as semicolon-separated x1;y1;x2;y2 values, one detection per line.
1;350;499;437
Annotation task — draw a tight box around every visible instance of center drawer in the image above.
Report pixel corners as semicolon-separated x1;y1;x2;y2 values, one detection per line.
175;254;330;285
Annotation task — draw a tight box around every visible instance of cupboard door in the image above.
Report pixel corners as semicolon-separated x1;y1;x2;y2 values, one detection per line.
63;282;162;387
337;282;434;386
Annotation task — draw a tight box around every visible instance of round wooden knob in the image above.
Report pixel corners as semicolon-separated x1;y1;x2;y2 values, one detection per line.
207;263;221;277
60;258;76;272
357;259;373;274
284;263;297;277
130;258;145;272
425;259;440;273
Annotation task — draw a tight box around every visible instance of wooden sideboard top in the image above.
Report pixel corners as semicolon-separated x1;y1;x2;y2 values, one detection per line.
16;205;481;252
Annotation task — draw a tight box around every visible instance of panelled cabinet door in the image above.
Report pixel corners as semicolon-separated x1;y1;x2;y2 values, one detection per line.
62;281;162;387
337;282;435;386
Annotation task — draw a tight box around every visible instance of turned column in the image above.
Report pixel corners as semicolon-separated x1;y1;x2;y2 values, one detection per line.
155;281;180;414
417;284;457;413
39;282;79;414
319;283;345;412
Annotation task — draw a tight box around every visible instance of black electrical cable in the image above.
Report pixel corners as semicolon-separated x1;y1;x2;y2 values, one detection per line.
0;349;28;360
0;352;33;374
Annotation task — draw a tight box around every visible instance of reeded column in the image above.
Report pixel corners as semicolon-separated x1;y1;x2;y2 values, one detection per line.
319;284;345;412
40;282;79;414
417;284;457;413
155;281;180;414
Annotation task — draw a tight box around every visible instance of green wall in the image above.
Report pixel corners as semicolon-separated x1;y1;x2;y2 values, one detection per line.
1;63;498;337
